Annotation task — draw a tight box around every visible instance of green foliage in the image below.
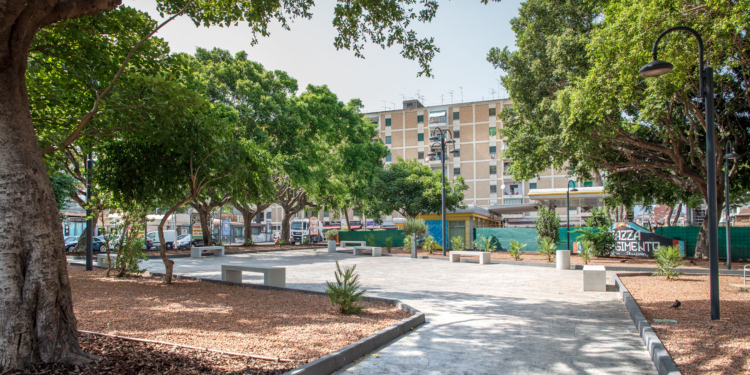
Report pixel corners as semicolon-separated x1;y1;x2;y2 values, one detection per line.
244;236;255;246
325;261;366;314
578;239;593;265
403;218;428;237
403;235;413;252
385;237;393;253
49;173;77;214
365;159;468;218
653;245;687;280
302;236;310;245
508;240;526;261
277;239;285;247
538;237;557;262
365;233;376;247
102;208;148;278
450;236;465;251
325;229;339;241
473;234;496;252
422;236;437;255
535;206;560;245
573;217;616;257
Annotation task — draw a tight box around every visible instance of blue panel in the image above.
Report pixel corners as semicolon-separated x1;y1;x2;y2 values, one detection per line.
425;220;444;249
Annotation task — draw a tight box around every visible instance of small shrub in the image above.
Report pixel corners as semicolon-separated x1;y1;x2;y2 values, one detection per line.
365;233;376;247
325;229;339;241
450;236;465;251
535;206;560;244
578;239;593;265
473;234;496;252
277;239;285;247
508;240;526;261
244;236;255;246
403;235;413;252
403;218;427;237
302;236;310;245
538;237;557;262
422;236;437;255
653;245;687;280
325;261;366;314
385;237;393;253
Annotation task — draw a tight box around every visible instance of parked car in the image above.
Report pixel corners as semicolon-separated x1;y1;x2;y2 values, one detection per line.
192;234;219;247
147;230;176;250
175;234;191;249
64;236;78;243
64;236;105;252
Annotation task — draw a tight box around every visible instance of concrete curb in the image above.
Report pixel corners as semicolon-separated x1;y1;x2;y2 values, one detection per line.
612;273;681;375
120;268;426;375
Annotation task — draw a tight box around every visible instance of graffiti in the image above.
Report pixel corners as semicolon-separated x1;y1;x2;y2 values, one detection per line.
612;222;684;257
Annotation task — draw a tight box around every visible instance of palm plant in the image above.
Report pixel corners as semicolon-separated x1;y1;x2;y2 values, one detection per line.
538;237;557;262
508;240;526;261
325;261;366;314
653;245;687;280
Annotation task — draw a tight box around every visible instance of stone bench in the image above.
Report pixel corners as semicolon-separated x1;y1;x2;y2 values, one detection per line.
583;265;606;292
340;241;366;248
96;253;120;267
353;246;382;257
450;251;491;265
191;246;225;258
221;265;285;288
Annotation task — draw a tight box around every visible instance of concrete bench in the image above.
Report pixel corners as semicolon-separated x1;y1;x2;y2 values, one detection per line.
340;241;366;248
221;265;285;287
583;265;606;292
191;246;225;258
353;246;382;257
450;251;491;265
96;253;120;267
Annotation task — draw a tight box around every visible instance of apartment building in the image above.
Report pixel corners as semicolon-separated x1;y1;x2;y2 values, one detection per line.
365;98;604;226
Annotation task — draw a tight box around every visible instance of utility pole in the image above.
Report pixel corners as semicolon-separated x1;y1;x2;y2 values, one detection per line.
448;90;454;103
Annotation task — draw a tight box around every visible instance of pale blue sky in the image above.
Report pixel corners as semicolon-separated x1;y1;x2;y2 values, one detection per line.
128;0;524;113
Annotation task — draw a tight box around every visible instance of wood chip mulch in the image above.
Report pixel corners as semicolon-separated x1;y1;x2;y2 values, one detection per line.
380;247;750;269
10;333;295;374
620;274;750;374
65;264;410;372
67;244;326;257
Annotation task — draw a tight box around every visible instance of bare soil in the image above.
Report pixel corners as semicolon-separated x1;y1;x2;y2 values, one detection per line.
65;264;409;372
620;274;750;374
380;247;750;269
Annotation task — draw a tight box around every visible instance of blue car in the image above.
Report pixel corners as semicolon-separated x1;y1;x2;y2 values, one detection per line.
64;236;105;253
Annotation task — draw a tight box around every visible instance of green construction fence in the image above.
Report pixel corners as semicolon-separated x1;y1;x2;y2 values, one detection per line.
654;226;750;259
473;228;587;252
338;230;405;247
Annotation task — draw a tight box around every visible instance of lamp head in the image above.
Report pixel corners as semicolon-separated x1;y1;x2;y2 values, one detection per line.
427;152;437;157
450;149;460;154
570;188;578;192
639;59;674;77
724;151;741;160
429;135;440;141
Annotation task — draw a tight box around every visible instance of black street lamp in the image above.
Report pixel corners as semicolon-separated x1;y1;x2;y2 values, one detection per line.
640;26;720;320
566;180;578;250
723;141;741;270
428;128;459;256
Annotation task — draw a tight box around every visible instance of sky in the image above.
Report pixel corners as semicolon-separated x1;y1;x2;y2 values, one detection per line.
127;0;525;113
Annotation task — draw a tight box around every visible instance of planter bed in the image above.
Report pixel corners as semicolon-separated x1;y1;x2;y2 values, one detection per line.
63;264;410;373
67;244;327;258
619;274;750;374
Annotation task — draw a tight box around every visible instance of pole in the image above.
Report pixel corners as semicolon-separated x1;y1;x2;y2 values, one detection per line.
441;134;447;256
725;147;731;270
704;67;720;320
85;152;93;271
566;188;570;250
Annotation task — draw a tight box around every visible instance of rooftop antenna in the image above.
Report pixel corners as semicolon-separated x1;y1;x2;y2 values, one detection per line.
440;94;444;104
496;78;502;98
381;100;387;111
459;87;463;102
400;94;406;102
448;90;454;103
391;102;396;110
489;88;496;99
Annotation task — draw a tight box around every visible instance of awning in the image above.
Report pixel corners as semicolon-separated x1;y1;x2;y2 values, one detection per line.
429;111;446;118
527;186;607;208
486;203;540;215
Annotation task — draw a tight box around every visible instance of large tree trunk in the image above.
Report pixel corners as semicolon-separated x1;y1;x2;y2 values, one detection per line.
233;200;271;246
196;206;212;246
0;56;93;370
673;204;682;226
665;206;674;227
281;212;293;243
694;218;710;259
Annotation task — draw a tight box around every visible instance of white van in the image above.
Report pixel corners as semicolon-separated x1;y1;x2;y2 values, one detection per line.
147;230;176;250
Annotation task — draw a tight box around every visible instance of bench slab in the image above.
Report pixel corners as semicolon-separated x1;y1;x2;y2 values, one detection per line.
96;253;120;267
353;246;382;257
191;246;225;258
449;251;491;265
583;265;606;292
340;241;366;248
221;265;285;287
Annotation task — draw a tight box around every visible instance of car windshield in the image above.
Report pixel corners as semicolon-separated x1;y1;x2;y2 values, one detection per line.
177;234;189;240
291;222;303;230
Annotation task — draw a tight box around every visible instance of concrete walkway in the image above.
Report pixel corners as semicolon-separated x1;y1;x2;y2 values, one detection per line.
136;249;656;374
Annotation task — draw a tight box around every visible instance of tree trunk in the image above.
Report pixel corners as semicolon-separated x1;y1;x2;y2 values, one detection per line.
0;58;93;370
665;206;674;227
694;218;710;259
673;204;682;226
343;209;351;231
196;206;212;246
233;200;271;246
281;212;293;243
72;212;100;252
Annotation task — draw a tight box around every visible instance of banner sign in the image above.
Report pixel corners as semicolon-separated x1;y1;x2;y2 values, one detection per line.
222;219;231;236
612;222;684;257
191;214;202;238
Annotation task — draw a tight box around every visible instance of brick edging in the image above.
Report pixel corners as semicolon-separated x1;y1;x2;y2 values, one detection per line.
612;273;681;375
139;270;426;375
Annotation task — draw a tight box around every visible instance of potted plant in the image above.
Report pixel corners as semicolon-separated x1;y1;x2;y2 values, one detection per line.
325;229;339;253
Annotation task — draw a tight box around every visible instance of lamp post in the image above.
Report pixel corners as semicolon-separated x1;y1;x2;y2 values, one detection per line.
723;141;740;270
566;181;578;250
85;151;93;271
639;26;720;320
428;128;459;256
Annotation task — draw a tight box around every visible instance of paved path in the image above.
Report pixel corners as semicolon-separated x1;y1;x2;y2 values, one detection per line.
137;250;656;374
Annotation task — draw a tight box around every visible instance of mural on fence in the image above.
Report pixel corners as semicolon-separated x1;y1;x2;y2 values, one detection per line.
612;222;685;257
425;220;444;249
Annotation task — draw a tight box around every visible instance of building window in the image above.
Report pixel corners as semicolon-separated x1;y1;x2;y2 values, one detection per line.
490;185;497;194
584;181;593;187
489;107;496;116
370;117;378;124
453;111;460;120
385;136;391;144
418;115;424;123
418;133;424;142
490;165;497;175
429;110;447;124
529;183;537;190
453;130;460;138
385;154;392;162
418;151;424;160
489;146;497;154
266;212;272;219
510;184;519;195
489;127;497;137
454;167;460;175
386;118;391;126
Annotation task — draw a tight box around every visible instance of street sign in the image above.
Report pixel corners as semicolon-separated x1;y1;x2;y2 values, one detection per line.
191;214;202;237
222;219;230;236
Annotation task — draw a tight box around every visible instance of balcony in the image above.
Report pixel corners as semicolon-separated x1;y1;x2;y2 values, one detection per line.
428;110;447;126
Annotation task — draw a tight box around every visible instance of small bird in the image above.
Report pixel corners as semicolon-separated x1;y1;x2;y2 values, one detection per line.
620;259;627;263
690;260;697;265
671;300;681;309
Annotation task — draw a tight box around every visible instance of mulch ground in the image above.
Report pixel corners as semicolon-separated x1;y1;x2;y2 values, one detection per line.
620;274;750;374
67;244;326;257
58;265;410;373
380;247;750;269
